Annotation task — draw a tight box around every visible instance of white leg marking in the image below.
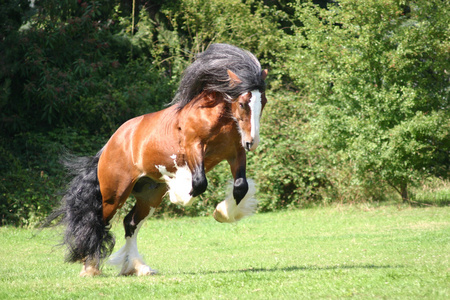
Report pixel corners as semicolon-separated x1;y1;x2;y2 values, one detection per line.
156;155;194;206
213;179;258;223
109;208;157;276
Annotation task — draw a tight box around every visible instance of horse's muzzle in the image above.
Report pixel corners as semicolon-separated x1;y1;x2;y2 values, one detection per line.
244;139;258;151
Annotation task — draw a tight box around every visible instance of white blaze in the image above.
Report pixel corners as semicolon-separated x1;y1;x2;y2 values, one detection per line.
249;90;262;150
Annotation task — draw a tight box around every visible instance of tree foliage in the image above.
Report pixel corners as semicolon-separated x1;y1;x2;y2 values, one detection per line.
1;1;174;135
281;0;450;201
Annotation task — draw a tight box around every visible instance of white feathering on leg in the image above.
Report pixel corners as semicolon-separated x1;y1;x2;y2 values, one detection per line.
213;179;258;223
108;208;157;276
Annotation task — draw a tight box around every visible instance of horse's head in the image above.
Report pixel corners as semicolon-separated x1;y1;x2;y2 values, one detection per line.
229;69;268;151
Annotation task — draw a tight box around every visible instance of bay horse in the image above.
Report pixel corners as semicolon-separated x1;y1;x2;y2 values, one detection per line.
46;43;268;276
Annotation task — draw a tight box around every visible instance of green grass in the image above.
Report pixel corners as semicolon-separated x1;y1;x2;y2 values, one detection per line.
411;179;450;207
0;205;449;299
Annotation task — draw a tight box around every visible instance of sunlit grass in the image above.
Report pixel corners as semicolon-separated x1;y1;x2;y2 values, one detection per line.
0;205;449;299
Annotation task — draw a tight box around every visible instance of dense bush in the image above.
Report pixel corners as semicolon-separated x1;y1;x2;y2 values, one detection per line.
0;1;175;225
0;129;101;226
1;2;174;135
248;91;329;210
281;0;449;201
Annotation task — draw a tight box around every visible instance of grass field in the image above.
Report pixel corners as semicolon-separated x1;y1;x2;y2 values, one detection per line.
0;205;448;299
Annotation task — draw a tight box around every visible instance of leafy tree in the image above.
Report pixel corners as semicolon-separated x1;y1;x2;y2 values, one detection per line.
0;1;174;136
282;0;449;201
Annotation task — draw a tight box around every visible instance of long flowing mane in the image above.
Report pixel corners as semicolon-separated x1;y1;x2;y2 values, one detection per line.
170;43;266;109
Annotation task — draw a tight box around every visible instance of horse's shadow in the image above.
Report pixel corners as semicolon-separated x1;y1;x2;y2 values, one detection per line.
177;263;404;276
98;264;403;277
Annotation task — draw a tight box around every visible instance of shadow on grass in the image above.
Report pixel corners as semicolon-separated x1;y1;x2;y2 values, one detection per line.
179;264;404;275
409;199;450;207
94;264;404;278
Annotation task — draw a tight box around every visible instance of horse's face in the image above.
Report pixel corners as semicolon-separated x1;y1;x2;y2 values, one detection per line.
231;90;267;151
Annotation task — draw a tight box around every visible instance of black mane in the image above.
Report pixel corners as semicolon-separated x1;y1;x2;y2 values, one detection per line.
170;43;265;109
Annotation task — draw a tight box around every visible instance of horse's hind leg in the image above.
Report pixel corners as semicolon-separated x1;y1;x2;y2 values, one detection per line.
79;183;132;277
109;178;167;276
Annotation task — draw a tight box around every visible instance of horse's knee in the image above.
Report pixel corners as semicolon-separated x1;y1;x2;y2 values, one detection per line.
233;178;248;204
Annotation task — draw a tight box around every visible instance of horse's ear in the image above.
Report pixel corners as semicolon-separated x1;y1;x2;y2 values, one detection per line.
261;69;268;80
227;70;242;87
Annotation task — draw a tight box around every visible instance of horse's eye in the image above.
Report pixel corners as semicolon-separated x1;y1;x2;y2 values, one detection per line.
239;103;244;109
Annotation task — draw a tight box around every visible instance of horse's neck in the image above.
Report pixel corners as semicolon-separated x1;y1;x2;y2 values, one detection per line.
178;94;234;137
183;93;232;121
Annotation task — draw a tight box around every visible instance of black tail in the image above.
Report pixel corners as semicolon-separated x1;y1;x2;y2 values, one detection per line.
44;150;115;264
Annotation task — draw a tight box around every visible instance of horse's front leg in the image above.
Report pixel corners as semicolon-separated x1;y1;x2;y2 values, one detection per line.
230;150;249;205
213;149;258;223
190;160;207;197
186;142;208;198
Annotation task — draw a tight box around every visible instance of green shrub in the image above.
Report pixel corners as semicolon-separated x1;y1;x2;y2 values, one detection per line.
281;0;450;201
248;91;328;210
0;1;175;225
1;3;175;135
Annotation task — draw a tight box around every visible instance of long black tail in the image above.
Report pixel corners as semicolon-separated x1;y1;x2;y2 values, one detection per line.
44;150;115;264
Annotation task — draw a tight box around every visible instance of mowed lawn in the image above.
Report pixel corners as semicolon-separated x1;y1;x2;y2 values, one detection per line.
0;205;448;299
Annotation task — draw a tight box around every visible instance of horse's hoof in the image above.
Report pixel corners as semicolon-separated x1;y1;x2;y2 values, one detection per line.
119;261;158;276
136;264;157;276
80;265;101;277
213;208;226;223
